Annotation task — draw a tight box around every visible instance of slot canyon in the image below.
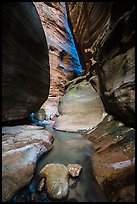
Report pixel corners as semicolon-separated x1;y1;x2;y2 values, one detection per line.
2;2;135;202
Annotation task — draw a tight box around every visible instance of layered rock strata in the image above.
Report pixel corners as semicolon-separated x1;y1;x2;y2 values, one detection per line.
34;2;82;117
66;2;112;70
66;2;135;128
35;2;82;94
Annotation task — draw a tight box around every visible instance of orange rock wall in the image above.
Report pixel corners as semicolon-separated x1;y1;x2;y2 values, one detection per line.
34;2;82;100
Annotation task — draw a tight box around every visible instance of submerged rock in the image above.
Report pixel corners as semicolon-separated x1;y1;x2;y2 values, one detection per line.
2;125;53;202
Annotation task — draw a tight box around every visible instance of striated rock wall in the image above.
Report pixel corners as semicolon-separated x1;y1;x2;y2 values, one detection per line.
66;2;135;128
66;3;135;201
34;2;82;100
98;7;135;128
66;2;112;70
2;2;50;122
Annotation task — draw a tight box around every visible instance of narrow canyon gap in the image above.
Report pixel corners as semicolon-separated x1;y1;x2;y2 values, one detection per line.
2;2;135;202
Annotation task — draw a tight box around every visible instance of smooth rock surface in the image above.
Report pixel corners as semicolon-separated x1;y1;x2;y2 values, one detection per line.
54;79;106;132
2;2;50;122
2;125;53;202
39;163;69;200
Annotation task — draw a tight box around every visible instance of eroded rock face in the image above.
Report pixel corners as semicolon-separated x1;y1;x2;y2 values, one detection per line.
2;2;50;122
34;2;82;118
66;2;135;128
2;125;53;202
98;8;135;128
34;2;82;98
85;115;135;202
54;79;106;132
66;2;112;69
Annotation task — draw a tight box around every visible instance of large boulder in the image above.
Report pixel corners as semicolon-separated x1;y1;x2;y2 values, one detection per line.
2;2;50;122
54;79;106;132
39;163;69;200
38;163;82;200
2;125;53;202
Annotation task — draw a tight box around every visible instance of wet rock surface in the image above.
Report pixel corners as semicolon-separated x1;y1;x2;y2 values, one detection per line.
37;163;82;200
54;79;106;132
2;125;53;202
67;164;82;177
10;130;108;202
2;2;50;122
85;114;135;202
39;163;69;200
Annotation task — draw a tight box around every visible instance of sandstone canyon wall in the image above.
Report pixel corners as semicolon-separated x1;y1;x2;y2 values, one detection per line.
2;2;135;202
66;2;135;128
34;2;82;100
2;2;50;122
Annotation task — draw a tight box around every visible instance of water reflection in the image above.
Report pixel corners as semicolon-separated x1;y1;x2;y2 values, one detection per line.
10;129;108;202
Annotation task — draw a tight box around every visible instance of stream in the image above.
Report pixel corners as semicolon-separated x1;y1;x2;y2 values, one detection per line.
10;124;108;202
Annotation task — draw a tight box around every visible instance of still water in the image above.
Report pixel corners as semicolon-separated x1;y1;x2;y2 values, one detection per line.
11;126;108;202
